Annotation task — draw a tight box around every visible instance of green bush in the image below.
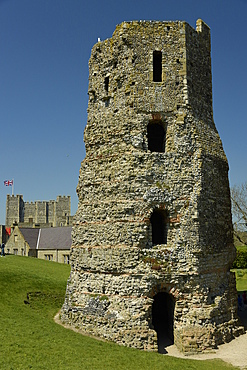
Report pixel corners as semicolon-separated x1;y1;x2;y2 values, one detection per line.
232;249;247;269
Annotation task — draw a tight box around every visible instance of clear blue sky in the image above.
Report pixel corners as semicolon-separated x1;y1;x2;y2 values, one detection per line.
0;0;246;225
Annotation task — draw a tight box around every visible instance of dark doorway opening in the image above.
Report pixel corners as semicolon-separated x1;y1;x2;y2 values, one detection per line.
150;209;168;245
152;292;175;353
147;123;165;152
153;51;162;82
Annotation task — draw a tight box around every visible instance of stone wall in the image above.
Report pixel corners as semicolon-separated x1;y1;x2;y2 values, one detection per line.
54;196;72;226
5;195;72;227
23;201;36;224
5;194;24;226
37;249;70;264
61;19;244;353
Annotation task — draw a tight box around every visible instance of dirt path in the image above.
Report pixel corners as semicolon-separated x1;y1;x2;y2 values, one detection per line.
165;309;247;369
166;332;247;369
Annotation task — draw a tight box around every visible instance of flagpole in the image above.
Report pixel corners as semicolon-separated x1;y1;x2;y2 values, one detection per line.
12;178;14;196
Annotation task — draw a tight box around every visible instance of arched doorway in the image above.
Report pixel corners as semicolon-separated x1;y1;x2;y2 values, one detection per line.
152;292;175;353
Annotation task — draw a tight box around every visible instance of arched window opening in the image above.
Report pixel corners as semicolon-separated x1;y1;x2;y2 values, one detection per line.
153;51;162;82
150;209;168;245
152;292;175;353
147;123;165;152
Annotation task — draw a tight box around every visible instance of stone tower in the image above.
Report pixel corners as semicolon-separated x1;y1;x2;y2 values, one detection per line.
61;19;243;353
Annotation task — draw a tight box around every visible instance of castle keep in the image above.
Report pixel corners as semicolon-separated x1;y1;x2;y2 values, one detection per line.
6;195;72;228
61;20;243;353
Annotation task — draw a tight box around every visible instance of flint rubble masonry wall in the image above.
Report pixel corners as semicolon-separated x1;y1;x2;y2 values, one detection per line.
61;19;244;353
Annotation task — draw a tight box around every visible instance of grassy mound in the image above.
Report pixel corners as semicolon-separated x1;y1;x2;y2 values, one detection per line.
0;256;237;369
233;268;247;292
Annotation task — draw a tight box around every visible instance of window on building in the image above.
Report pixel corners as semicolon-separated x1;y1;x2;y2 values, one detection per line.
105;98;110;107
21;248;24;256
104;76;109;93
14;235;18;242
45;254;53;261
150;209;168;245
63;254;70;264
13;249;18;255
147;123;166;152
153;51;162;82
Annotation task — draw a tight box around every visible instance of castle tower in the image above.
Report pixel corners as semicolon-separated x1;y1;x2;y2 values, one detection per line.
61;20;243;353
54;196;71;226
5;195;24;226
5;195;72;228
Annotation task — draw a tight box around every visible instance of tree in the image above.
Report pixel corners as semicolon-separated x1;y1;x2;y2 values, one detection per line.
231;182;247;246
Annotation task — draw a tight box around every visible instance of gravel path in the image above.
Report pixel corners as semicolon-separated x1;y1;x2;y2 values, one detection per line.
165;309;247;369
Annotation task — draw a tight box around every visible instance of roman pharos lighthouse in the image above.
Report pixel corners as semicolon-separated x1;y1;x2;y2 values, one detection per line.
61;19;243;353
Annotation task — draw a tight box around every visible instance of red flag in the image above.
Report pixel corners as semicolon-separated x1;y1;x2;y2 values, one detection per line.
5;227;11;236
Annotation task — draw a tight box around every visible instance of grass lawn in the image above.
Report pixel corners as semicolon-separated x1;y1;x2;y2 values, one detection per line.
0;256;239;370
233;268;247;292
236;245;247;252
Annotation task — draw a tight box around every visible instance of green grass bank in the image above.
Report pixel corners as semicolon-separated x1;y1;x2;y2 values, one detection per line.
233;268;247;292
0;256;240;369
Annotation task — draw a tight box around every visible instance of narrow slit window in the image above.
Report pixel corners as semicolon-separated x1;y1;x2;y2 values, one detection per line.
104;76;109;93
147;123;165;152
153;51;162;82
150;210;168;245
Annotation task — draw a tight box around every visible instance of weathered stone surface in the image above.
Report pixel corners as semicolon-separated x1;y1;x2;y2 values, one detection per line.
61;19;244;353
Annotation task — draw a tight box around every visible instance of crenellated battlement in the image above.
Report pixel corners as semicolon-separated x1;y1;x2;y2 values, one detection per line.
5;194;72;227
